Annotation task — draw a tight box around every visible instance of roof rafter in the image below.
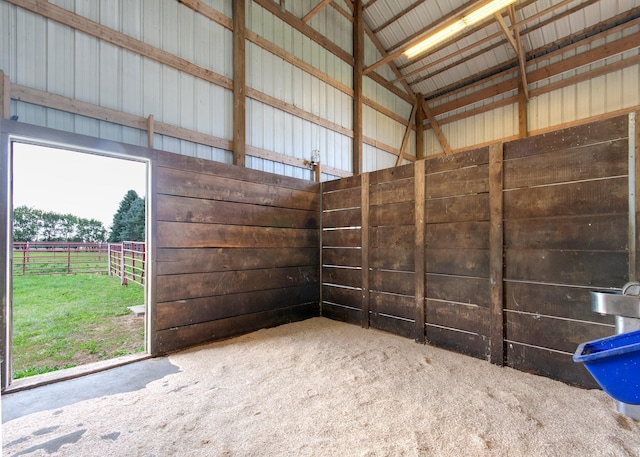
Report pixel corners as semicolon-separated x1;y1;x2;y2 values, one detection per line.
302;0;333;23
363;0;481;75
372;0;428;34
422;100;451;156
363;0;380;11
341;0;415;100
394;0;599;89
395;99;419;166
496;7;528;100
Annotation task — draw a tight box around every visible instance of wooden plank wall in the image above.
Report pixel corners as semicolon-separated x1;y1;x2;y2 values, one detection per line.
321;175;364;325
369;166;416;338
502;117;627;387
154;151;320;353
424;148;492;359
321;114;632;388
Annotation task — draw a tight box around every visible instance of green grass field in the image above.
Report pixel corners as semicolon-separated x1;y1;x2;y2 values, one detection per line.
12;274;145;379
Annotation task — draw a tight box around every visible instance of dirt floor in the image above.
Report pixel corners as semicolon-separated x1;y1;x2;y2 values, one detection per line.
3;317;640;456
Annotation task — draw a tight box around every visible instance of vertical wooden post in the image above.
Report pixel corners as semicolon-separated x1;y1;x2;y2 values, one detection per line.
489;142;504;365
414;159;426;342
148;153;158;355
0;70;5;119
107;243;112;275
631;111;639;280
120;243;126;285
0;71;10;119
636;111;640;279
416;93;424;160
361;173;370;328
518;82;528;138
233;0;246;167
314;163;321;183
353;0;364;175
147;115;155;149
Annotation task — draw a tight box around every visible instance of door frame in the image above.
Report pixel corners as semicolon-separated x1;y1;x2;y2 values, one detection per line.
1;119;157;391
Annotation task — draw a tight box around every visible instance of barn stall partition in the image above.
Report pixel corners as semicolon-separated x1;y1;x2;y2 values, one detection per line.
322;113;636;388
152;151;320;354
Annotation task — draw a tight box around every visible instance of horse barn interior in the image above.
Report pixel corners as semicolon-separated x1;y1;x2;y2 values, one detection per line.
1;0;640;455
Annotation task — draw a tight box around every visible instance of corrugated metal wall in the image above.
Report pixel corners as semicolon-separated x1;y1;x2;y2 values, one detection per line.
2;0;235;163
1;0;416;179
2;0;637;174
246;0;353;179
422;23;640;156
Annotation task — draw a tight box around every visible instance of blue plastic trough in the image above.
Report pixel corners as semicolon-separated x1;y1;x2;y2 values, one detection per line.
573;329;640;405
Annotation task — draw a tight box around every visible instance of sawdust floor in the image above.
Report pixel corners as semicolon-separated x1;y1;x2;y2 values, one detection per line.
3;317;640;456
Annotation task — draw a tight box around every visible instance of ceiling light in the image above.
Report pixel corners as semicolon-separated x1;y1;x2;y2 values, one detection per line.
404;0;517;59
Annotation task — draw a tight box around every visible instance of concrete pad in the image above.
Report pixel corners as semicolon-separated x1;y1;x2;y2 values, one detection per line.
127;305;145;316
2;357;180;423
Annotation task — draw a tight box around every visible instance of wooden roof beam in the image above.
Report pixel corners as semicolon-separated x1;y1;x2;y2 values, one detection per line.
397;2;638;87
508;5;528;101
363;0;480;75
372;0;428;34
341;0;415;101
302;0;333;23
253;0;353;65
395;99;419;166
495;7;528;100
363;0;380;11
391;0;588;85
330;1;354;22
426;30;640;118
494;12;516;50
422;100;451;156
178;0;232;29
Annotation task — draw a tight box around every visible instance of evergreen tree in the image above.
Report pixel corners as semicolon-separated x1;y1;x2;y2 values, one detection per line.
119;198;146;242
108;190;140;242
109;190;145;242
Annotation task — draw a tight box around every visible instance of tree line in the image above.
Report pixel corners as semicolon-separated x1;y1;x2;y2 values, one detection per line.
13;206;107;242
13;190;145;243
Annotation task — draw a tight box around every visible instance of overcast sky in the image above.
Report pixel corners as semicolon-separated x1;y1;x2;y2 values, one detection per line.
12;143;147;230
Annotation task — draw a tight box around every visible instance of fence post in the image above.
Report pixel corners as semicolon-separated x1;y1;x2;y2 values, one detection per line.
107;243;111;275
120;243;125;285
142;242;146;283
67;242;71;274
132;244;137;283
23;242;27;275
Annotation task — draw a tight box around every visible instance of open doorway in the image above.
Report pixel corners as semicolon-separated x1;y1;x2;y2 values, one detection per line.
9;142;149;384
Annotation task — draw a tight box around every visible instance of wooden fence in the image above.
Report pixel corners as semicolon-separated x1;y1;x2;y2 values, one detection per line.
12;242;109;275
108;241;146;286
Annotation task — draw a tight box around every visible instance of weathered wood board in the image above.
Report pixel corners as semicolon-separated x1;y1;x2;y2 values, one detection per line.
424;147;491;358
155;152;320;353
320;114;632;388
502;115;630;385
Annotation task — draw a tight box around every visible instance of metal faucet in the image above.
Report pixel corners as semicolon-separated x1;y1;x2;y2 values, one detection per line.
622;281;640;296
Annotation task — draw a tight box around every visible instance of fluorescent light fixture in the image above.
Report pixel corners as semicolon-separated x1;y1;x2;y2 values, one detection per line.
464;0;518;25
404;0;517;59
